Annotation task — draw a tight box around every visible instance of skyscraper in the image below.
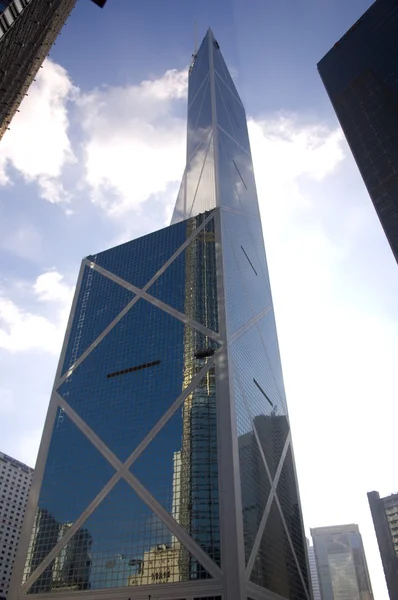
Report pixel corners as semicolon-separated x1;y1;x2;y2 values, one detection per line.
317;0;398;263
311;524;373;600
0;452;33;600
0;0;106;141
307;540;321;600
9;30;310;600
368;491;398;600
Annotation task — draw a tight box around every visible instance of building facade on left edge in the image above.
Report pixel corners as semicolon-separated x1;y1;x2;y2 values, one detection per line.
0;0;107;141
0;452;33;600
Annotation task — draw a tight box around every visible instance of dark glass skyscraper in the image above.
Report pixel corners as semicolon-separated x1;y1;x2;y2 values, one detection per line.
0;0;106;141
318;0;398;263
368;491;398;600
10;30;310;600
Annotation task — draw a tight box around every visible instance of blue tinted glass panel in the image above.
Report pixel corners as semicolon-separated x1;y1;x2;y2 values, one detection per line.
212;42;242;108
230;315;289;480
171;169;187;225
276;447;309;594
24;411;115;591
218;129;259;215
187;135;216;217
58;300;187;462
235;379;272;564
131;365;220;571
222;211;272;334
61;267;134;376
215;73;250;155
187;74;211;161
148;215;218;331
185;133;216;218
188;35;210;107
91;220;188;289
250;499;307;600
26;479;212;593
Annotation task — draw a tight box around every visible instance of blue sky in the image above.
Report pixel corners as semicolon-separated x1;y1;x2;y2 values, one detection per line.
1;0;397;598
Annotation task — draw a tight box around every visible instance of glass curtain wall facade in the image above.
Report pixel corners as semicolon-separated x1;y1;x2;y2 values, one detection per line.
368;491;398;600
318;0;398;263
311;525;373;600
0;0;106;141
10;29;310;600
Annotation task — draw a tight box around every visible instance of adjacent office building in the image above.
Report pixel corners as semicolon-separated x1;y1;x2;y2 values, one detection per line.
0;452;33;600
9;30;311;600
0;0;107;141
311;524;373;600
368;491;398;600
307;540;321;600
318;0;398;263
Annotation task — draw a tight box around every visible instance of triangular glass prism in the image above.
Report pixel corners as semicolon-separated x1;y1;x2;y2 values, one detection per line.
187;73;211;161
61;265;134;377
188;32;210;106
147;213;219;332
222;213;271;335
25;479;213;593
215;75;243;148
184;132;216;218
250;498;298;597
188;135;217;218
254;308;288;419
171;167;187;224
23;409;116;592
58;299;217;462
234;376;272;564
212;41;242;108
91;217;191;289
217;128;259;215
215;71;250;154
130;363;220;571
275;447;309;593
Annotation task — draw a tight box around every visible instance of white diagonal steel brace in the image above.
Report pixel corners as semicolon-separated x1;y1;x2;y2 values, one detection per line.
54;211;218;389
232;369;295;579
84;259;221;344
245;433;291;578
228;304;272;345
21;356;219;593
274;493;311;600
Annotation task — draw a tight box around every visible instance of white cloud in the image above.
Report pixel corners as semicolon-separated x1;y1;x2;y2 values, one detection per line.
0;271;74;354
78;68;187;216
0;59;76;203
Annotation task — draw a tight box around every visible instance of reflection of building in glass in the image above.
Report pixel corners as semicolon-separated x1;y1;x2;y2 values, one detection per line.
307;539;321;600
318;0;398;263
52;525;92;591
368;491;398;600
311;524;374;600
11;29;310;600
26;511;92;594
128;544;180;586
0;0;106;141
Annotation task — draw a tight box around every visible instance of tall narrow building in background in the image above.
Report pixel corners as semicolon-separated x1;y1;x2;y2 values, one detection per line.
0;0;106;141
9;30;310;600
318;0;398;263
0;452;33;600
311;524;374;600
307;540;321;600
368;491;398;600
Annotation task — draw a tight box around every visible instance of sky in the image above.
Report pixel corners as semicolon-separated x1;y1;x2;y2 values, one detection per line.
0;0;397;598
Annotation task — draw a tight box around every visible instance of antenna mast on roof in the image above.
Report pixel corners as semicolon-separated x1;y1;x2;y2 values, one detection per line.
189;21;198;74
